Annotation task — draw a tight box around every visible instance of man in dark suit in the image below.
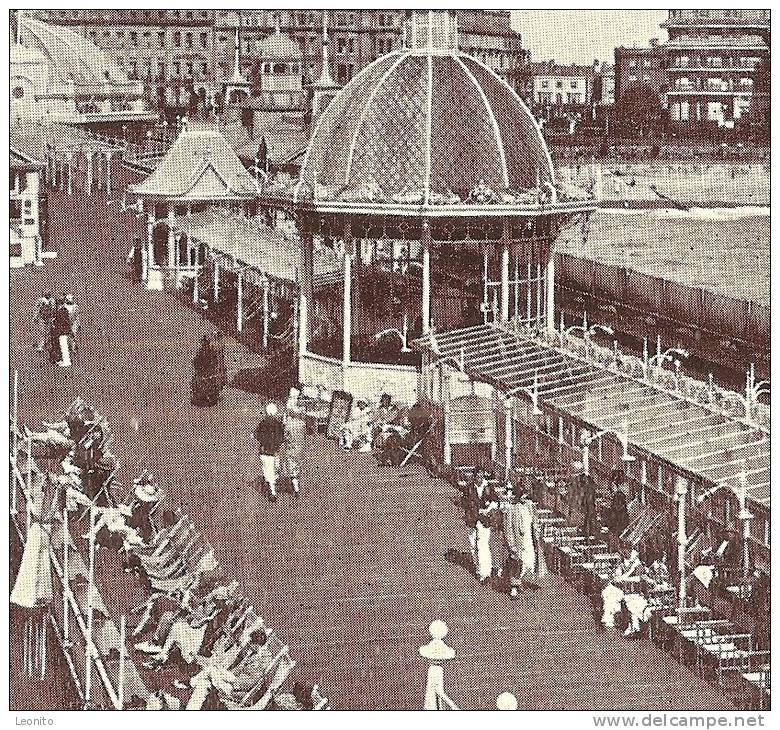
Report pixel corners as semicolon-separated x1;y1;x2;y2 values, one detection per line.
254;403;285;502
605;470;629;549
461;467;499;583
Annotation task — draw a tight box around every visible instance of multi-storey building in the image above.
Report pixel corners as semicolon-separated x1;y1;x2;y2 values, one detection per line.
614;40;667;105
36;9;525;106
525;60;598;124
661;9;770;129
31;9;216;109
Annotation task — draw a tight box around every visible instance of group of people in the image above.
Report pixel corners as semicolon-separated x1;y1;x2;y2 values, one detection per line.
32;290;80;368
456;467;547;599
191;331;227;407
253;389;308;502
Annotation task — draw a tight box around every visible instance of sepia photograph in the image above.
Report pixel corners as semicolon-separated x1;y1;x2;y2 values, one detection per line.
8;6;770;715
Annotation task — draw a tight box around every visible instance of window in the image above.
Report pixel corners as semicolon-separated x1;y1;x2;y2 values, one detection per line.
541;80;549;88
200;32;208;48
556;80;563;88
643;59;651;68
174;32;181;47
201;62;209;76
11;86;24;99
643;75;651;82
10;199;22;221
158;62;166;78
629;59;637;68
571;80;578;89
130;31;138;45
158;31;164;45
629;74;638;82
185;32;193;48
186;62;194;77
173;61;181;76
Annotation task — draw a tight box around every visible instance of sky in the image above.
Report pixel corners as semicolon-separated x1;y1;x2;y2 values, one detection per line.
511;10;668;66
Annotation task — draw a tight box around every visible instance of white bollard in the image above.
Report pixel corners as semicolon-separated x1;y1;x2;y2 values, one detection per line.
419;620;455;710
496;692;518;710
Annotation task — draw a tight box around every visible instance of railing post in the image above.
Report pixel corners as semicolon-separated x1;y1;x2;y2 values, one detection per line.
419;620;455;710
675;476;689;609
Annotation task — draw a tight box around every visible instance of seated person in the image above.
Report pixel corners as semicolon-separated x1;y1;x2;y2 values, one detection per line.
646;551;671;586
338;400;375;451
604;548;648;637
127;473;165;543
82;504;144;550
371;393;400;434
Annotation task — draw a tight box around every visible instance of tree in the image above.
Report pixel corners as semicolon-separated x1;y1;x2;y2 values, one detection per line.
614;82;663;139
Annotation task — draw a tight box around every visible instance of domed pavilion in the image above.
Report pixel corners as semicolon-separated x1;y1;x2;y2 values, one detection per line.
260;9;595;406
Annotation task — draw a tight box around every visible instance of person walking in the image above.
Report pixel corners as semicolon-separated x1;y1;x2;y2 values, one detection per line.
32;291;54;353
283;388;306;496
210;330;227;396
501;482;547;598
51;296;73;367
461;467;499;585
191;334;219;406
254;403;285;502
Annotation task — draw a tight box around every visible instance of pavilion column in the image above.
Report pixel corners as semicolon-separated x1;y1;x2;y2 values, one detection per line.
85;152;93;195
500;218;511;322
261;274;270;349
213;260;220;302
299;226;314;355
545;242;556;333
503;396;514;476
166;204;176;272
192;241;200;304
66;153;73;195
235;259;244;333
105;152;112;195
421;219;431;334
342;220;353;372
144;213;153;283
442;364;452;466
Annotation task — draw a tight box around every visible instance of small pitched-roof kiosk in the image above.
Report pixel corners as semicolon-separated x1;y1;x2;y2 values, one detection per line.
128;122;256;289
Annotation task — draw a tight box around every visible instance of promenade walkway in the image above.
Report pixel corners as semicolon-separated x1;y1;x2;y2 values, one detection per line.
9;181;732;710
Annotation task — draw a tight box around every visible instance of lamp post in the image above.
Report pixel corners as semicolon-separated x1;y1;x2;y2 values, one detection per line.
559;311;613;357
579;422;635;477
696;464;754;582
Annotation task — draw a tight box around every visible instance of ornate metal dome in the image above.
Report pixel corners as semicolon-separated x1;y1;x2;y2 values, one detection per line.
294;46;555;208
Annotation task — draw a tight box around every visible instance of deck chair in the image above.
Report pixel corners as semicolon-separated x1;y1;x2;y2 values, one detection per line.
399;418;438;468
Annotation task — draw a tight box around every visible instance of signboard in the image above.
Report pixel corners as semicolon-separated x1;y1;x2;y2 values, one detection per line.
326;390;353;440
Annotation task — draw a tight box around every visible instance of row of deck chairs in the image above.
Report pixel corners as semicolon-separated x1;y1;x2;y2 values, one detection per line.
657;606;770;709
124;508;329;710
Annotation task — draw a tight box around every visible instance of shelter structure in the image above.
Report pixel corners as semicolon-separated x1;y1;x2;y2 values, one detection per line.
170;208;341;350
10;135;46;268
259;9;595;404
127;123;257;290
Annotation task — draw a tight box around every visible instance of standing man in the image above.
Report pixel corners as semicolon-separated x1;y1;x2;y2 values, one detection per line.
32;291;54;353
254;403;284;502
502;483;547;597
51;296;73;367
461;467;499;585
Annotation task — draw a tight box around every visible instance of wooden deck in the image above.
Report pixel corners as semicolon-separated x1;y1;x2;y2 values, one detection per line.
9;182;734;710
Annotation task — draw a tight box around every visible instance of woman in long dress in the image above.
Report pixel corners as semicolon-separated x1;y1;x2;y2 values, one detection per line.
191;335;219;407
11;472;60;609
501;482;548;598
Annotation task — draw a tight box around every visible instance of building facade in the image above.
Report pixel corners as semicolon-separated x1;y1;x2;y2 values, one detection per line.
614;41;667;105
661;9;770;128
32;9;217;109
35;9;525;105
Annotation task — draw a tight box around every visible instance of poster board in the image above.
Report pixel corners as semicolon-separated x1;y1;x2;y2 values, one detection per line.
326;390;353;440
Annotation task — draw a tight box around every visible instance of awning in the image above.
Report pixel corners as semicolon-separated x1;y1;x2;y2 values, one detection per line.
415;324;770;510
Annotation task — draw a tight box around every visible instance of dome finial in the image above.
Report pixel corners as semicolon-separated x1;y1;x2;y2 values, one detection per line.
407;10;458;52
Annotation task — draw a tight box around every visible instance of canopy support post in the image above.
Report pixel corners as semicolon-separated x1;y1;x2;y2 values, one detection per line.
421;220;431;334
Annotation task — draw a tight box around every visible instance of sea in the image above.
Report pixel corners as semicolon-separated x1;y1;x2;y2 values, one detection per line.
554;207;770;307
